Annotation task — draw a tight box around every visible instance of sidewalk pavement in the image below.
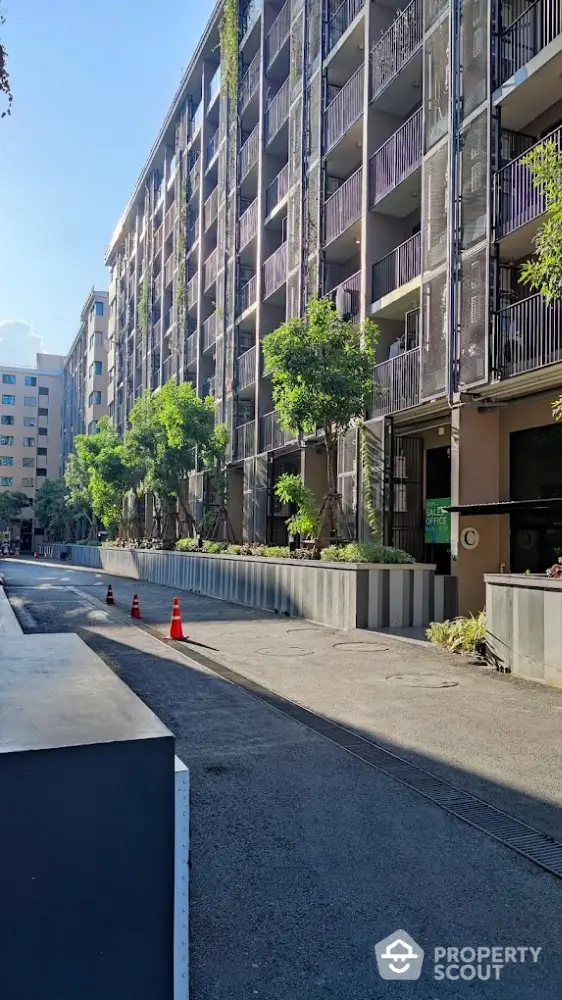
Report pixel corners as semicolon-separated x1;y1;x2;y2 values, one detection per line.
69;566;562;842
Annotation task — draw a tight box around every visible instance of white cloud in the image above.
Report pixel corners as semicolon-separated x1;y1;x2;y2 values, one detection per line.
0;320;44;367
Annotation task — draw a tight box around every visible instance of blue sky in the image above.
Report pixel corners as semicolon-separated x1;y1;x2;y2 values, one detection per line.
0;0;216;365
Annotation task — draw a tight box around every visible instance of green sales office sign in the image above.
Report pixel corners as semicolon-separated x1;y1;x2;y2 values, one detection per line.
425;497;451;545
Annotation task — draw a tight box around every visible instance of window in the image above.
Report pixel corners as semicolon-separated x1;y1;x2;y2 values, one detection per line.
0;476;13;486
21;477;34;487
2;373;16;384
89;360;103;377
24;396;36;407
0;456;14;466
1;415;14;425
38;427;48;436
23;437;35;447
2;394;16;405
88;420;99;434
95;300;104;316
39;386;49;396
36;468;47;477
89;390;103;406
24;375;37;386
0;435;14;446
22;457;35;468
108;401;115;418
24;417;36;427
37;447;47;457
38;408;48;417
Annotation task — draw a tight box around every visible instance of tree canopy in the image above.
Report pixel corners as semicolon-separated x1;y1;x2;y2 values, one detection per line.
0;11;11;118
35;479;74;541
70;417;134;537
520;140;562;303
0;491;31;529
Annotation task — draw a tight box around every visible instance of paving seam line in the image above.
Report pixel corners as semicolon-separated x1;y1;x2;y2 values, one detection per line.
68;586;562;880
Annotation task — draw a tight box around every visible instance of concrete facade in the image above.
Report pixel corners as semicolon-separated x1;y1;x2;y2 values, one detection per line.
485;574;562;688
61;289;110;471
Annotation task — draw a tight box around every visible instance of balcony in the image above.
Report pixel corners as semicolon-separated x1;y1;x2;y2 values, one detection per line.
370;0;422;106
204;376;215;397
190;101;203;140
204;248;218;291
259;410;296;452
185;332;197;366
164;253;176;287
189;158;201;194
265;163;289;215
494;123;561;249
239;198;258;249
165;305;177;333
325;270;361;321
240;51;260;110
202;312;217;352
236;419;256;460
326;0;365;54
207;128;220;167
265;78;290;145
492;293;562;381
266;0;290;70
241;0;260;39
370;108;422;212
187;272;199;310
236;346;257;390
325;67;363;156
324;167;362;246
499;0;562;84
372;347;420;418
372;232;421;302
240;125;260;181
164;206;176;239
162;355;177;384
204;188;219;231
207;64;221;107
154;224;163;254
238;273;257;315
263;243;287;299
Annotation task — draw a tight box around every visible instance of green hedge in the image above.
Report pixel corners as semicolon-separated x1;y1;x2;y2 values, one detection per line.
320;542;415;564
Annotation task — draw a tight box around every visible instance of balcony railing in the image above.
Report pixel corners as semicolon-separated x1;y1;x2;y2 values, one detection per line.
236;346;257;389
164;305;176;332
266;0;291;69
239;198;259;249
372;347;420;418
370;108;422;205
372;232;421;301
207;65;221;106
204;248;218;290
263;243;287;298
162;355;177;384
325;270;361;321
499;0;562;84
238;273;257;314
164;253;176;287
325;66;363;153
492;294;562;380
265;163;289;214
164;206;176;239
185;332;197;365
494;123;562;238
204;187;219;231
204;376;216;397
189;158;201;193
324;167;362;245
241;0;261;38
265;78;290;145
259;410;296;452
202;312;217;351
370;0;422;100
240;125;260;180
190;101;203;139
207;128;220;166
240;51;260;109
187;272;199;309
154;224;163;254
327;0;365;53
236;419;256;459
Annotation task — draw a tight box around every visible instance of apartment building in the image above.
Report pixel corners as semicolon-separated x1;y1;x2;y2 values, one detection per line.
0;354;64;551
105;0;562;612
61;289;110;472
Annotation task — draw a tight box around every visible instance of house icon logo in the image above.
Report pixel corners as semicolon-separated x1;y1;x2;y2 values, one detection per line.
375;930;424;980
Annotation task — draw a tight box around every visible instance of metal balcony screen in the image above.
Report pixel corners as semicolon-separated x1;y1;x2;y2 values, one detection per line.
461;110;489;252
461;0;488;117
424;16;450;152
420;268;448;399
422;140;449;273
424;0;449;31
459;243;489;387
243;457;255;539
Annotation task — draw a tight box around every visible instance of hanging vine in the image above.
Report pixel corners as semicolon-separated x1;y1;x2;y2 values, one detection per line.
359;423;378;539
137;275;150;337
220;0;240;105
176;177;187;339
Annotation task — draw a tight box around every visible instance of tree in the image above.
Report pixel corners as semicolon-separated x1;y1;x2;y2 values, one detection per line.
200;423;233;540
262;297;378;542
35;479;74;541
73;417;135;538
65;452;96;537
0;491;31;532
519;140;562;304
0;10;12;118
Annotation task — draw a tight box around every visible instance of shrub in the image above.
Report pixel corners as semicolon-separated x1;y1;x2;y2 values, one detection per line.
175;537;199;552
273;473;320;539
75;539;101;547
262;546;290;558
204;540;228;554
320;542;415;564
226;544;242;554
426;612;486;655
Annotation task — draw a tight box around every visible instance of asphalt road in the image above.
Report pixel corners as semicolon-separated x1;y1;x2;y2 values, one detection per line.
3;556;562;999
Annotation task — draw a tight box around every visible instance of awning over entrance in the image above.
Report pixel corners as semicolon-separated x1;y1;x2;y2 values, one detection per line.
446;498;562;515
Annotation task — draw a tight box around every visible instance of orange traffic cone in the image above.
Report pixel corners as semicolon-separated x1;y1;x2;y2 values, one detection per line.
131;594;141;619
106;585;115;606
169;597;187;640
34;552;38;559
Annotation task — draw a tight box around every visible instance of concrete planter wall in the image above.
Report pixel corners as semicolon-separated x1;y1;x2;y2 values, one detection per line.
39;544;457;631
485;574;562;687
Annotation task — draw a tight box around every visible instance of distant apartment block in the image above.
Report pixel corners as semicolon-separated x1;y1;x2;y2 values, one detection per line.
61;290;110;472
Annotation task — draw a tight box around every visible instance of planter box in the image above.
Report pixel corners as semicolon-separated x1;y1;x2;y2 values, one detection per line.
485;573;562;687
39;545;456;631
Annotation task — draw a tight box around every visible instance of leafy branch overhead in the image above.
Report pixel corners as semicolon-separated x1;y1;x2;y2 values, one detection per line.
0;11;12;118
520;140;562;303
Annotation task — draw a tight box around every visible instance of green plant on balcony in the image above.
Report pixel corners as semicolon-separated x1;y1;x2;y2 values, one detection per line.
137;273;151;337
220;0;240;105
520;139;562;305
358;423;377;538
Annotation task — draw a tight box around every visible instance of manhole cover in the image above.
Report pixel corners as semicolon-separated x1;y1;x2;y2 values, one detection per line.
386;673;458;689
256;646;312;657
332;641;390;652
